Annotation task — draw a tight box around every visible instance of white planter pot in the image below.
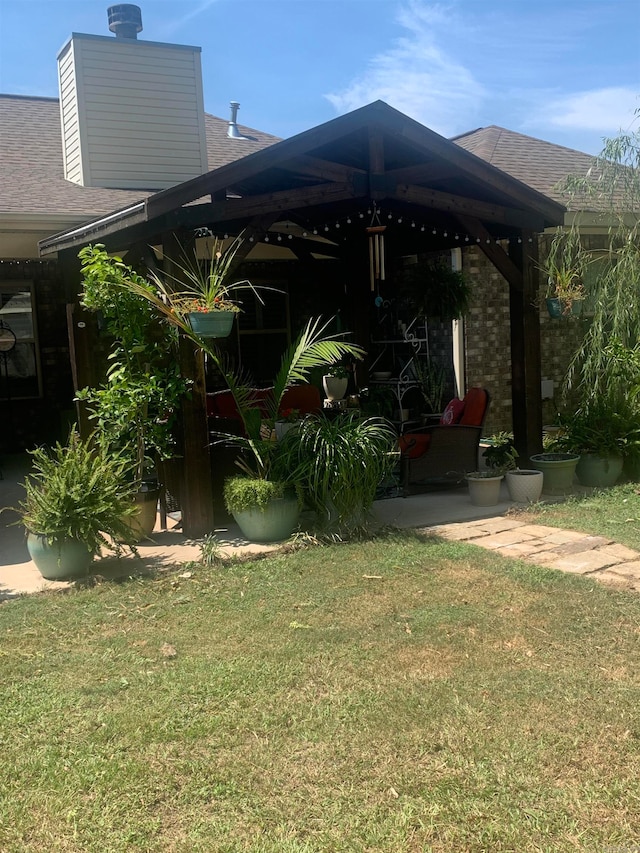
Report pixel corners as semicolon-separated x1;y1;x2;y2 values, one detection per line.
466;475;504;507
323;375;348;402
506;469;544;503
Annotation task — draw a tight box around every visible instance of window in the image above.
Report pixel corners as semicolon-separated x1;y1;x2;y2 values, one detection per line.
0;283;41;398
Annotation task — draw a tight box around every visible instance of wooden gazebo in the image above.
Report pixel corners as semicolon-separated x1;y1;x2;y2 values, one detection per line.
40;101;565;535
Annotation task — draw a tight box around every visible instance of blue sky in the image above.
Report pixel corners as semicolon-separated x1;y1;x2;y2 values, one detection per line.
1;0;638;155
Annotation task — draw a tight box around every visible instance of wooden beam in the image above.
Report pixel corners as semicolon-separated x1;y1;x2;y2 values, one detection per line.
455;215;524;289
508;231;543;462
200;179;367;220
395;183;546;231
385;161;458;184
280;154;367;183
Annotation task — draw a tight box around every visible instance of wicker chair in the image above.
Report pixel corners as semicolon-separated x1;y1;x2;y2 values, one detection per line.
400;388;490;491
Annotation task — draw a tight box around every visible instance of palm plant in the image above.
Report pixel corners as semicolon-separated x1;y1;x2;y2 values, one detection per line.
223;317;366;483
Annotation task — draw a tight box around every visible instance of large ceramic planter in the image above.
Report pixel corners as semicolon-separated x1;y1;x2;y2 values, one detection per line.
27;533;93;581
576;453;623;488
506;469;544;503
231;494;300;543
187;310;235;338
466;475;504;507
322;375;348;402
120;487;159;542
530;453;580;495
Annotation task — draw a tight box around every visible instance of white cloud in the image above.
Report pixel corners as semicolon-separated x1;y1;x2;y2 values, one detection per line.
155;0;220;38
324;0;485;138
538;88;639;133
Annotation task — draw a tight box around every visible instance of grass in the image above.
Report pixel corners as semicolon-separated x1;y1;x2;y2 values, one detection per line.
1;531;639;851
516;481;640;551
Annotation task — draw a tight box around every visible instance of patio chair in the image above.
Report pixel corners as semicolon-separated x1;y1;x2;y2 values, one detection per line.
399;387;490;491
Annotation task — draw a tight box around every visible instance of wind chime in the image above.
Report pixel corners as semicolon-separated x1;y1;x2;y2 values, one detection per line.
366;203;387;293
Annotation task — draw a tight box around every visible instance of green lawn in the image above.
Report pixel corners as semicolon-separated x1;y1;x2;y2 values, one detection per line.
518;481;640;551
1;532;639;851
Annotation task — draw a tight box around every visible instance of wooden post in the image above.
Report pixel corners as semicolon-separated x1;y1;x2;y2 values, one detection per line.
509;231;543;462
59;247;95;439
163;232;215;537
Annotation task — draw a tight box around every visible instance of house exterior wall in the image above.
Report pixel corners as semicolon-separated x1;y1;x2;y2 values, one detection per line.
57;34;208;189
462;238;604;438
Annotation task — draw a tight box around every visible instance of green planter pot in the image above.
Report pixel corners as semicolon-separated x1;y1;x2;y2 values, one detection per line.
576;453;623;488
187;310;235;338
26;533;93;581
231;494;300;543
530;453;580;495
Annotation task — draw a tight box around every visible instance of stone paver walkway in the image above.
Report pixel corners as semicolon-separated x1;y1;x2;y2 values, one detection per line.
428;516;640;591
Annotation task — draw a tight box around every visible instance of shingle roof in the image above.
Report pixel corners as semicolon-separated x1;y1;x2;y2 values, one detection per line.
0;94;279;217
452;125;597;210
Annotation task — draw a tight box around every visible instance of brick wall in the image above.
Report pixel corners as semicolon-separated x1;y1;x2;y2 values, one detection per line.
462;236;607;438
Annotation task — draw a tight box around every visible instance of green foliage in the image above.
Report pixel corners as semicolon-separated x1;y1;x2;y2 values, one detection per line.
561;116;640;410
538;225;590;306
18;428;138;554
276;412;397;531
223;476;291;513
146;234;276;316
395;257;470;319
548;401;640;457
483;432;518;473
414;358;447;413
77;245;188;484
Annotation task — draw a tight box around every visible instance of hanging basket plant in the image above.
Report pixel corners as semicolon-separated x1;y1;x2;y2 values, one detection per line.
394;256;470;320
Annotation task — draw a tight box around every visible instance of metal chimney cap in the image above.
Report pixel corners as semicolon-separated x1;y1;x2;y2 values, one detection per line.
228;101;250;140
108;4;143;39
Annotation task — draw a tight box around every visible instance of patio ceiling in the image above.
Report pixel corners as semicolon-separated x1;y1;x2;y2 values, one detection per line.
40;101;565;258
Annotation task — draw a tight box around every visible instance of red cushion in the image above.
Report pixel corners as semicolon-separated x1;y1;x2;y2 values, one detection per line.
459;388;488;426
440;398;465;425
280;384;322;416
398;433;432;459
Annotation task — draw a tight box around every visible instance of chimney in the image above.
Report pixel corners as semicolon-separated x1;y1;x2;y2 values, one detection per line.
57;6;209;188
108;4;143;39
228;101;249;140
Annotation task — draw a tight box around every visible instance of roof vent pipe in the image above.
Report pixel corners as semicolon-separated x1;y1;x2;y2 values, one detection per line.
108;4;143;39
228;101;249;140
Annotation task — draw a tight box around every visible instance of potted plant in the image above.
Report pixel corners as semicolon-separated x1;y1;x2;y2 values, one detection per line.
277;411;397;532
17;429;138;580
77;245;189;539
538;226;590;318
142;233;276;339
218;317;366;542
322;364;349;402
484;431;545;503
464;432;517;506
547;403;637;487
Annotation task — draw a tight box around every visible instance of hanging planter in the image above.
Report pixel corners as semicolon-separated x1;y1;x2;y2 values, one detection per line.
187;310;236;339
546;297;583;319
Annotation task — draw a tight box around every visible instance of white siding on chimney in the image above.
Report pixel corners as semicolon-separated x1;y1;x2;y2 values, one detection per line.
57;33;209;190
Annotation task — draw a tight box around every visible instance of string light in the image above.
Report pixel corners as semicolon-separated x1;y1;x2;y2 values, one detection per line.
195;207;533;248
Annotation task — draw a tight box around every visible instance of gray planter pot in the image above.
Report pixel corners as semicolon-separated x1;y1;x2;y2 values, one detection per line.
506;469;544;503
466;475;503;507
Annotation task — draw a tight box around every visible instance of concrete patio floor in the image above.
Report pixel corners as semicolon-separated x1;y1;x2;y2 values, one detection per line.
2;453;640;600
